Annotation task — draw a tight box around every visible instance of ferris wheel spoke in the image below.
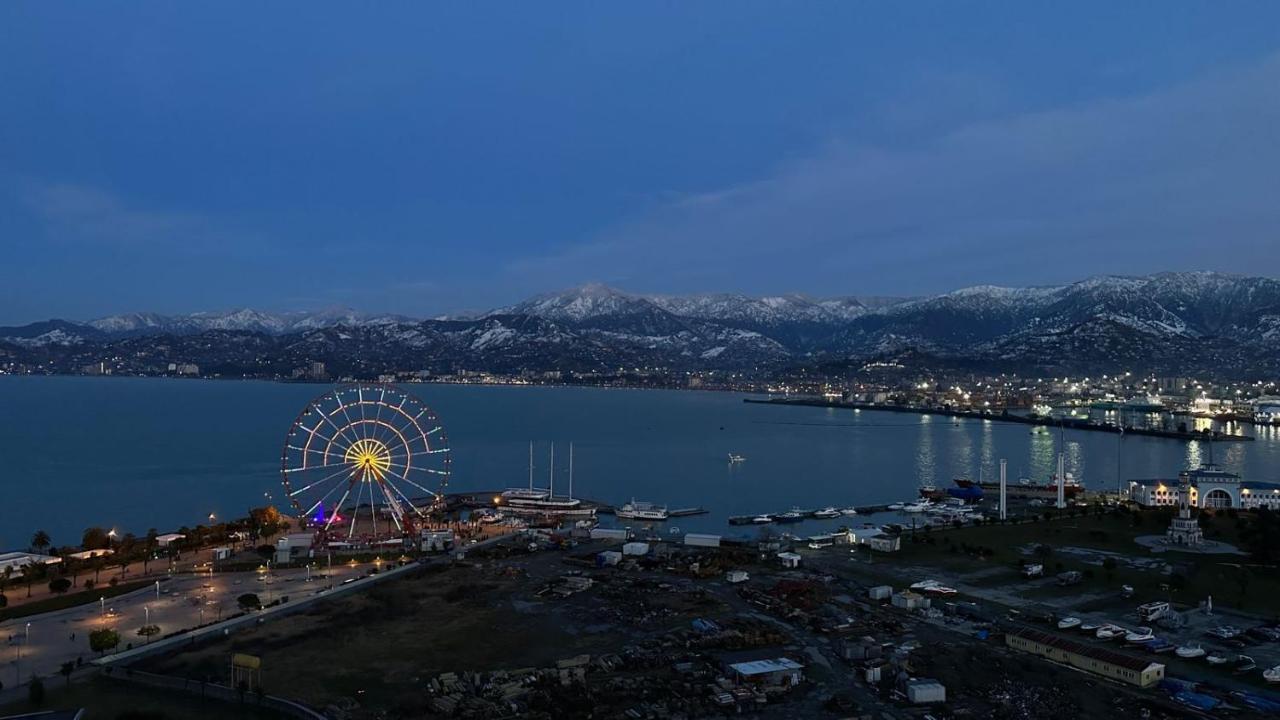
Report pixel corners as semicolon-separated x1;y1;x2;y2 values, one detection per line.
382;475;427;519
288;463;357;500
382;465;440;499
377;482;404;532
302;466;360;514
324;484;354;531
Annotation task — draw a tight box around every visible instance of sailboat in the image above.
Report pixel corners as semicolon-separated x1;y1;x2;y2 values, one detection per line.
503;443;596;517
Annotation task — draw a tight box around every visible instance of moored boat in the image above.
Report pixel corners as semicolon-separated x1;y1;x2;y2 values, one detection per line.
615;499;669;521
1057;617;1082;630
1176;643;1206;659
774;507;806;523
1125;627;1154;643
813;507;842;519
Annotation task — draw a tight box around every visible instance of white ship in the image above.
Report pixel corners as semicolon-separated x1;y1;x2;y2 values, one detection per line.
728;453;746;463
502;442;596;518
615;499;669;521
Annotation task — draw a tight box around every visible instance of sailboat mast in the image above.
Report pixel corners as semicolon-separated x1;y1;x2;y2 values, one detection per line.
528;442;534;490
549;443;555;498
569;442;574;500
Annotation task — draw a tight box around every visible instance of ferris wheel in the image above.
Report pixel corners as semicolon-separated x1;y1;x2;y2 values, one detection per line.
281;384;451;540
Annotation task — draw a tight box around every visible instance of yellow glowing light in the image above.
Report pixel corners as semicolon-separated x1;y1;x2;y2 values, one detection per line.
344;438;392;481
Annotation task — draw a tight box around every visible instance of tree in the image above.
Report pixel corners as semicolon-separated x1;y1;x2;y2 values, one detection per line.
1102;556;1118;581
255;545;275;562
237;593;261;611
82;527;110;551
59;661;74;686
31;530;51;554
21;562;38;598
0;593;7;608
137;625;161;643
48;577;72;595
89;628;120;656
28;676;44;706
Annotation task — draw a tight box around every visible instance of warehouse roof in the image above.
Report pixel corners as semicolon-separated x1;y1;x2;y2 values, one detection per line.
1007;628;1161;672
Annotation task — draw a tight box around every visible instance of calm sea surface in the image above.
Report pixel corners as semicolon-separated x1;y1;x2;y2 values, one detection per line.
3;376;1280;547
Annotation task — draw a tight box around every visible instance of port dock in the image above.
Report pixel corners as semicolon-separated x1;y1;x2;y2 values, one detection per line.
745;397;1253;442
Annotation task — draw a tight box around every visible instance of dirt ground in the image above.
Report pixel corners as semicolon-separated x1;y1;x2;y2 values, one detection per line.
139;551;650;717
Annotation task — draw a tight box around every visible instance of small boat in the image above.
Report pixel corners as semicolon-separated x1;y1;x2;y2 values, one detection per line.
813;507;842;519
1125;627;1154;643
1264;665;1280;684
751;514;774;524
887;502;905;511
1235;655;1257;673
1176;643;1206;659
1206;654;1232;666
901;501;931;513
840;507;859;516
774;507;806;523
1151;642;1177;654
728;453;746;463
910;580;940;591
1057;617;1082;630
1095;625;1121;640
1079;622;1101;632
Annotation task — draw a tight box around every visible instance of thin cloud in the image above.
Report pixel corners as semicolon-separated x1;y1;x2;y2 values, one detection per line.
506;51;1280;297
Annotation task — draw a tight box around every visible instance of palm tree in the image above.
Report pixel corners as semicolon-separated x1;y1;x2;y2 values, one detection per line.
22;562;37;598
31;530;51;555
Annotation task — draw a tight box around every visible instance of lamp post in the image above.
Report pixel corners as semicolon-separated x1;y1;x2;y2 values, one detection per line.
155;580;160;598
25;622;31;645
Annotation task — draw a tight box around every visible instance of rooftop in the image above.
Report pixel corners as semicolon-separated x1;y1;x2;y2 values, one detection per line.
1008;628;1162;673
729;658;805;676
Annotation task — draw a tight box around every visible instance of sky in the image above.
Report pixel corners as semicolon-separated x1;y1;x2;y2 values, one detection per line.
2;2;1279;324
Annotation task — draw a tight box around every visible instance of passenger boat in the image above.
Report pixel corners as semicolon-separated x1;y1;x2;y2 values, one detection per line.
751;514;774;524
887;502;905;511
728;453;746;463
1057;617;1081;630
1175;643;1206;659
615;499;669;521
812;507;842;519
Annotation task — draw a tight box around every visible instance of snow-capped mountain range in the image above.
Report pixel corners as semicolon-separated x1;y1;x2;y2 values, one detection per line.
4;272;1279;378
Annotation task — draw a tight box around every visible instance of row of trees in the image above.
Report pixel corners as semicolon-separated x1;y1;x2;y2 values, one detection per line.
2;506;290;608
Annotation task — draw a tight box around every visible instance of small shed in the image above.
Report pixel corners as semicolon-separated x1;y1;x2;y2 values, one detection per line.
905;678;946;704
726;570;750;584
868;585;893;601
777;551;802;568
684;533;721;547
622;542;650;556
596;550;622;567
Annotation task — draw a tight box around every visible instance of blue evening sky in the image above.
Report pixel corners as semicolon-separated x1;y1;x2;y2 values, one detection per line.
2;2;1279;323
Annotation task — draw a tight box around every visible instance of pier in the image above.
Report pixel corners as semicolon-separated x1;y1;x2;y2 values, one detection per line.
745;397;1254;442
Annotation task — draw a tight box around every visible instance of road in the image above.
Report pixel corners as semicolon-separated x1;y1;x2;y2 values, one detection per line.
0;557;372;686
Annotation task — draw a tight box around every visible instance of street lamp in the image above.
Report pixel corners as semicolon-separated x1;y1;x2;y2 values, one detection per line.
25;623;30;644
155;580;160;598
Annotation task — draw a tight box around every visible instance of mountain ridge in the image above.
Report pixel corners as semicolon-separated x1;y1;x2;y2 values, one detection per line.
3;272;1279;379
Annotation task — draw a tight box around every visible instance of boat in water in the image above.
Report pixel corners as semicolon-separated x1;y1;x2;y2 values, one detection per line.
812;507;842;519
1057;617;1082;630
1079;621;1101;632
1206;654;1233;666
774;507;806;523
728;453;746;463
840;507;859;516
901;501;932;513
1175;643;1206;659
503;442;596;518
953;473;1084;499
615;499;669;521
1262;665;1280;683
751;514;774;524
887;502;905;511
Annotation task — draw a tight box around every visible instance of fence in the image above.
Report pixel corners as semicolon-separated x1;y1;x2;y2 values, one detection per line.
102;667;327;719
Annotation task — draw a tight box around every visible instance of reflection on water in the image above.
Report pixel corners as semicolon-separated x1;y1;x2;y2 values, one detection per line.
916;414;935;487
4;377;1280;541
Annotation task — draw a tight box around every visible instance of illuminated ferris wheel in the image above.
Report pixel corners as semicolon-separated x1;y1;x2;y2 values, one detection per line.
281;384;451;540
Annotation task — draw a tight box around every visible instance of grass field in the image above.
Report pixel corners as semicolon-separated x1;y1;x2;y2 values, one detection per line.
1;580;155;621
886;508;1280;616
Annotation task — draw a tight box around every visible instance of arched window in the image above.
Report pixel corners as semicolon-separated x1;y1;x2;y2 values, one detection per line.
1203;489;1232;508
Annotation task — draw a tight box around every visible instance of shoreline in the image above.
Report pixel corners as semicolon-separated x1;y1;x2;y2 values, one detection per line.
745;396;1255;443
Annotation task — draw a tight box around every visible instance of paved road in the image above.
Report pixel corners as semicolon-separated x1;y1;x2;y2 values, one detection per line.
0;558;371;686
